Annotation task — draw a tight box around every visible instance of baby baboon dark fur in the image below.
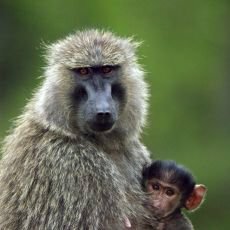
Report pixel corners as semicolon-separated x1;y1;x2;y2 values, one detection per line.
142;160;207;230
0;30;153;229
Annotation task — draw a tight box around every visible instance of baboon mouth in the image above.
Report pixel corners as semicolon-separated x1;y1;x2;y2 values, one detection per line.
89;121;114;132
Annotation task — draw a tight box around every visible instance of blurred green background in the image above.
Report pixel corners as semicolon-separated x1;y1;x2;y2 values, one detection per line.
0;0;229;229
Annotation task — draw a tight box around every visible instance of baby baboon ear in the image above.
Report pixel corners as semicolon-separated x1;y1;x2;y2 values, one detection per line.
185;184;207;211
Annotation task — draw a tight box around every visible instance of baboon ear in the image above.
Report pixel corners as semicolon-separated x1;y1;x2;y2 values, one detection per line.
185;184;207;211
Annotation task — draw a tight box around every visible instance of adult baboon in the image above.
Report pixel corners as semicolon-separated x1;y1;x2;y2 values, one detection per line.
0;30;153;229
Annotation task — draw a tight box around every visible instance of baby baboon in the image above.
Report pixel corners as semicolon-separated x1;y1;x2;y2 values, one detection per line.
0;30;152;229
142;160;207;230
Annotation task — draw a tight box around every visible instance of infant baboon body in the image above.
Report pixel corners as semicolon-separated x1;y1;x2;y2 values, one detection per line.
0;30;152;229
142;160;207;230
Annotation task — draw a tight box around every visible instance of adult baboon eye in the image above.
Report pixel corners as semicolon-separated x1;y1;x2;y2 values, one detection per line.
77;67;90;76
101;66;113;74
152;183;160;191
166;189;175;196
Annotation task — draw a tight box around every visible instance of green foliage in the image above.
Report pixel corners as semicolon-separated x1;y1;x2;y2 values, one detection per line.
0;0;229;228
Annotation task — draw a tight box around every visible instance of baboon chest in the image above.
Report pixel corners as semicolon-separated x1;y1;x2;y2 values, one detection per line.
107;149;140;183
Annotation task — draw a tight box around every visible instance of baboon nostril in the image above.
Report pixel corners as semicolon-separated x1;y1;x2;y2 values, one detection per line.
96;112;112;120
91;111;114;132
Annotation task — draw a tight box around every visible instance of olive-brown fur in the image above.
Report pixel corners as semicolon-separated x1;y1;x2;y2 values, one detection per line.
0;30;152;229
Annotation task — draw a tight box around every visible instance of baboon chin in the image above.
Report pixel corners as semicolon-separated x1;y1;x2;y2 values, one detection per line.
0;29;152;230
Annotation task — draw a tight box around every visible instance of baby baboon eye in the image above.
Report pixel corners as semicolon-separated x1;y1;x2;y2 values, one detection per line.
101;66;113;74
76;67;90;76
152;183;160;191
166;189;175;196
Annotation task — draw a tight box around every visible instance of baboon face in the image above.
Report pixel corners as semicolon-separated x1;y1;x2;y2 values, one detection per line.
146;178;181;218
39;30;148;136
71;65;126;133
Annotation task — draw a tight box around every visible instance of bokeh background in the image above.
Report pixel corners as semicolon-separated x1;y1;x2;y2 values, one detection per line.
0;0;229;229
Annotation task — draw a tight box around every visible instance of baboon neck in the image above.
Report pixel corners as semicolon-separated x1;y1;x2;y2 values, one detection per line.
155;209;182;222
83;132;128;152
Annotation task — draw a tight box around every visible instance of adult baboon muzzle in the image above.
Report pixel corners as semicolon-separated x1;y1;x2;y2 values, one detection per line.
85;81;117;132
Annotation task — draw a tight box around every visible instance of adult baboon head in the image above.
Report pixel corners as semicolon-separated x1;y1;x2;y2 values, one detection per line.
34;30;148;138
